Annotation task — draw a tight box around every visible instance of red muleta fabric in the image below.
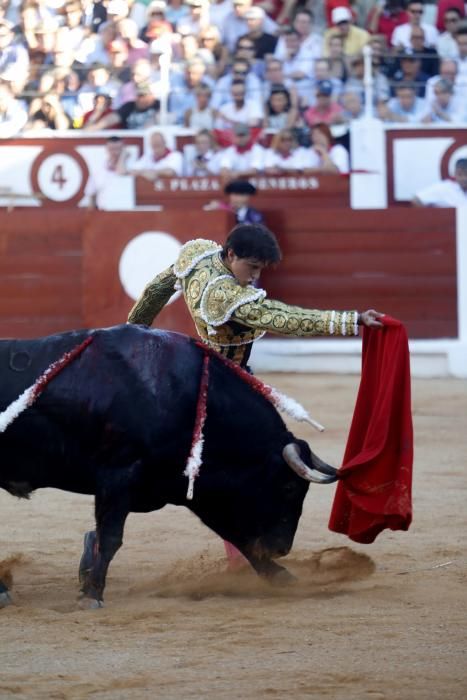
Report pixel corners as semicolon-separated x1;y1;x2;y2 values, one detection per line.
328;316;413;544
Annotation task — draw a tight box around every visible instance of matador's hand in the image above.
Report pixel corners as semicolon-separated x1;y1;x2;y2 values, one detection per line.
358;309;385;328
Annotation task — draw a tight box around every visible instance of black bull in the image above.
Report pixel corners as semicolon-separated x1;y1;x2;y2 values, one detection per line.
0;325;338;605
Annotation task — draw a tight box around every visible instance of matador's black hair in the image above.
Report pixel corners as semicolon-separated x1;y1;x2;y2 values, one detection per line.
222;224;282;264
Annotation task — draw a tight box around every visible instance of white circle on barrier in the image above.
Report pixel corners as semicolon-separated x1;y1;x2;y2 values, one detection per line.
448;146;467;175
36;153;83;201
119;231;182;303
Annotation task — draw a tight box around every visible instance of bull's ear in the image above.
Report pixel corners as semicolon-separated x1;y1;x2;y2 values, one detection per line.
282;443;338;484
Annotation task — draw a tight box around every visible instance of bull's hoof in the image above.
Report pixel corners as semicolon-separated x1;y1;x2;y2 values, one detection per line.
0;590;12;608
77;594;104;610
271;568;298;587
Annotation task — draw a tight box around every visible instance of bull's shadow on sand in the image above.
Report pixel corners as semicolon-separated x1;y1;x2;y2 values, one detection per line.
144;547;376;601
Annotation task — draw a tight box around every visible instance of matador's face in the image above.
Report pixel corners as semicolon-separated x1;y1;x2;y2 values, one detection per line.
226;250;266;287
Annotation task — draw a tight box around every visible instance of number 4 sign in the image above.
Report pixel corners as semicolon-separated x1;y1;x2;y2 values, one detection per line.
30;148;89;207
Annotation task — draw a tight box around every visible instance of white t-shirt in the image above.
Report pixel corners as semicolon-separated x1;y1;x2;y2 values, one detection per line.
218;143;265;173
416;179;467;207
305;144;350;174
391;22;439;49
263;147;310;171
84;167;134;210
214;99;264;129
132;150;183;176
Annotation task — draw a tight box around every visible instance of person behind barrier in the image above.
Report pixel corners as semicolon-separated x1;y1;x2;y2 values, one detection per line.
412;158;467;207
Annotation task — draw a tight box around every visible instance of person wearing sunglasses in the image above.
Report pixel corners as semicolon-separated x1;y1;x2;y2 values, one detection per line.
437;8;462;59
391;0;439;50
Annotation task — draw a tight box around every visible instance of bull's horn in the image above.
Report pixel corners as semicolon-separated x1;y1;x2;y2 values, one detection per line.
310;450;339;477
283;443;338;484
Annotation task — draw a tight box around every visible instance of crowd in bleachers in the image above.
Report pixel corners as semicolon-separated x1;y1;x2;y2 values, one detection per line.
1;0;467;176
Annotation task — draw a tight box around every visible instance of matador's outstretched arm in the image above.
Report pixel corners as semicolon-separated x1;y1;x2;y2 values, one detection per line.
127;266;177;326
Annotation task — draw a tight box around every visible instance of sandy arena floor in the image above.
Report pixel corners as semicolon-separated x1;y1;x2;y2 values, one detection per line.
1;373;466;700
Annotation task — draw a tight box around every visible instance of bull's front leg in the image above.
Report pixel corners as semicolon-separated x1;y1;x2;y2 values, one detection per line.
238;545;297;586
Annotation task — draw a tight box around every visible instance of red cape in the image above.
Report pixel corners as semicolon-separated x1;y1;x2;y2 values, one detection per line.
328;316;413;544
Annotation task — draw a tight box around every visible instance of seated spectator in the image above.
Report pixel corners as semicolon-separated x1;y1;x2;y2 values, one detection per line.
263;85;299;129
346;53;390;104
279;28;314;85
218;123;265;180
25;92;72;132
274;9;323;62
117;18;150;64
408;27;439;77
198;25;229;78
214;78;264;129
211;56;262;109
369;34;395;78
306;122;349;174
324;7;370;58
425;58;467;104
244;6;278;59
209;0;234;33
184;83;216;128
435;0;465;32
378;82;427;122
84;136;135;210
391;50;430;97
420;78;466;123
437;8;462;59
456;26;467;79
205;180;264;224
263;128;309;173
61;1;87;52
129;131;183;178
116;58;156;108
183;129;220;176
327;35;349;83
262;57;299;107
235;35;264;78
170;58;214;124
0;82;28;137
311;58;343;101
341;90;365;121
75;20;118;65
222;0;277;54
366;0;408;47
81;93;117;130
106;0;130;22
164;0;190;27
176;0;208;37
0;19;29;92
303;79;345;126
391;0;439;50
60;70;83;126
412;158;467;207
175;31;215;70
100;82;162;128
140;1;173;44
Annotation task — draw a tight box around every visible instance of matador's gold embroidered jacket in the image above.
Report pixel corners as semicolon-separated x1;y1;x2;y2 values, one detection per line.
127;239;359;366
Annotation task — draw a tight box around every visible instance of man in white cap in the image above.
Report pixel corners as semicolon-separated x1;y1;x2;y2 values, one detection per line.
324;6;370;58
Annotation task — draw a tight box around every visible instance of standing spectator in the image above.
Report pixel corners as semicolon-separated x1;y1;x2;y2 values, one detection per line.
0;82;28;137
456;26;467;79
84;136;135;210
412;157;467;207
391;0;439;50
263;128;309;173
391;50;430;97
244;6;278;59
306;122;349;174
211;56;262;109
366;0;408;46
378;82;427;122
222;0;277;54
421;78;466;123
408;26;439;77
183;83;216;128
218;123;265;179
129;131;183;178
436;8;461;59
303;79;345;126
183;129;220;175
324;7;370;58
214;78;264;128
264;84;298;129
